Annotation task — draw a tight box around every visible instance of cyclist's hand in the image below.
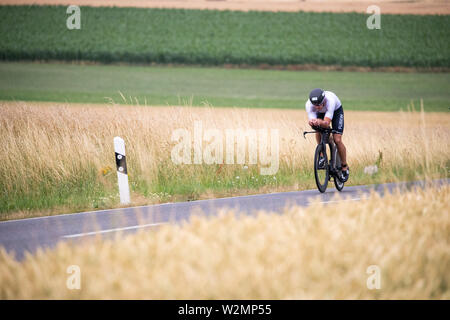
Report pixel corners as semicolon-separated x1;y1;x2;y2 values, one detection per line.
310;119;322;130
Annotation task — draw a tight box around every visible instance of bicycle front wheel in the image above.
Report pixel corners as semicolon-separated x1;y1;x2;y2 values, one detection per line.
314;143;329;193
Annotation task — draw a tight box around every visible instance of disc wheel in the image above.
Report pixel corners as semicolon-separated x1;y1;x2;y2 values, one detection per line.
334;150;344;191
334;176;344;191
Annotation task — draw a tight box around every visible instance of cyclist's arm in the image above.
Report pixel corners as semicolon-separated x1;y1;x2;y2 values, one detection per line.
306;102;320;127
317;117;332;128
306;102;317;120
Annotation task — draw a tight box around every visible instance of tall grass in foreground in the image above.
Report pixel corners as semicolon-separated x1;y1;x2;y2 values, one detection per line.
1;185;449;299
0;101;449;219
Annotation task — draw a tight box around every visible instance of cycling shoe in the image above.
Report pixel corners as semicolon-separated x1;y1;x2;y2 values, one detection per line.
339;167;349;182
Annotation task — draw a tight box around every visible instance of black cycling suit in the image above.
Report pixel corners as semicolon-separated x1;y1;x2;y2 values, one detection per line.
317;105;344;135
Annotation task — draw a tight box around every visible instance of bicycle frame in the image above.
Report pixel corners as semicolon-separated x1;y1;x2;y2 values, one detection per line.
304;126;345;192
326;134;341;175
303;128;341;174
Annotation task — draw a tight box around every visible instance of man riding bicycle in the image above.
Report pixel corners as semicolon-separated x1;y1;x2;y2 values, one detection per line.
305;88;349;182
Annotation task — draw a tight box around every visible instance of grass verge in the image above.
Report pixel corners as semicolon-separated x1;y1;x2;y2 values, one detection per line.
0;101;448;220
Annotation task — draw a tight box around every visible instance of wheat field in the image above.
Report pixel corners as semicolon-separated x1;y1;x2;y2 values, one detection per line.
0;185;449;299
0;101;449;219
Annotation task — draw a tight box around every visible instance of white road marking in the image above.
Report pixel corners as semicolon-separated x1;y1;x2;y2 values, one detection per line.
0;203;177;224
62;222;166;239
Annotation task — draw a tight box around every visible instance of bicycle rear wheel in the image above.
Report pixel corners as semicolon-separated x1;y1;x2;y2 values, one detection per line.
314;144;329;193
334;149;344;191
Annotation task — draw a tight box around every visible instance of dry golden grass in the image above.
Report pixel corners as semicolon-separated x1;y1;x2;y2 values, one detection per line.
1;185;449;299
0;101;449;218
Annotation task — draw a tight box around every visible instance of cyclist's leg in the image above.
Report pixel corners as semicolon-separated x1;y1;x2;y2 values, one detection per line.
316;112;325;147
315;132;321;145
331;107;348;173
335;134;349;182
333;133;347;168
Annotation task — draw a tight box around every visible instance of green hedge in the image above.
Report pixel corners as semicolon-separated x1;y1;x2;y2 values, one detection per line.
0;5;449;67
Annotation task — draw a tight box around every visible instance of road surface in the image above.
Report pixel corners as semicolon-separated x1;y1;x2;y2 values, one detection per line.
0;179;447;260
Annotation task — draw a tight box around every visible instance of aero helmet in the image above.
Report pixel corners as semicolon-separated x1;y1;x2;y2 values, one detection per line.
309;88;325;106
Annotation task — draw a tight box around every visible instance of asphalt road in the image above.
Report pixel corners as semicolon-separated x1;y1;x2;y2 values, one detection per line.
0;179;448;260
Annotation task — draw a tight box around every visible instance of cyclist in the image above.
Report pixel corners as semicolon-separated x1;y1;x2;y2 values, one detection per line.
305;88;349;182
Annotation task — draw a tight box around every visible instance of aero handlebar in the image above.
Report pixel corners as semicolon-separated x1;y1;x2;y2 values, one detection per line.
303;126;332;139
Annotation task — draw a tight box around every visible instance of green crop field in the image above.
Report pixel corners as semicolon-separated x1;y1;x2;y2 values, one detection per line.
1;62;450;111
0;5;449;68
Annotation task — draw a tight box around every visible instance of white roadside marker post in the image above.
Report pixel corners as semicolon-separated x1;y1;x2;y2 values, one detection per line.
114;136;130;205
